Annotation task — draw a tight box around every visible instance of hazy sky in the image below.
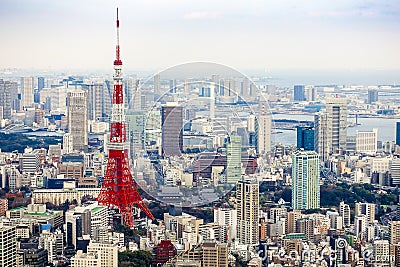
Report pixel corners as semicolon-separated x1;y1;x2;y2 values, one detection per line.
1;0;399;72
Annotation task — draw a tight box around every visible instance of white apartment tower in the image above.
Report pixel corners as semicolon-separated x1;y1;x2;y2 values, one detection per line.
0;225;17;267
339;201;351;227
257;103;272;154
236;178;259;246
214;208;237;227
356;128;378;154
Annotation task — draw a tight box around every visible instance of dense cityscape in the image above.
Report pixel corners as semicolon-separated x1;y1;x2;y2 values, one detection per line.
1;1;400;267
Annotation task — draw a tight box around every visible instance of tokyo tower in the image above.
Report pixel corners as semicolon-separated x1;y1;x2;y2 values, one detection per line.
98;8;154;228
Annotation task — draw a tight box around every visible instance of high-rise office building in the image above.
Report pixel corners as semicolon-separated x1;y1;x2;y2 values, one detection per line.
85;83;103;121
296;126;315;151
355;202;376;222
315;97;347;162
0;80;12;119
67;91;88;151
305;86;317;101
367;89;378;104
21;77;34;108
169;79;176;94
226;135;242;184
396;122;400;146
241;78;249;99
0;225;17;267
391;158;400;186
294;85;305;102
236;178;259;246
356;128;378;154
20;152;40;174
154;74;160;96
257;108;272;154
103;80;113;117
291;150;320;210
38;77;45;91
162;104;183;156
126;110;145;158
39;85;68;113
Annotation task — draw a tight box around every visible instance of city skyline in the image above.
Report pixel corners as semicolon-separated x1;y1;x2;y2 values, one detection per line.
1;0;399;76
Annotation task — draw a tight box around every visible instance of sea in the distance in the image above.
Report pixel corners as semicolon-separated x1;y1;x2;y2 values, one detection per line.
272;113;398;146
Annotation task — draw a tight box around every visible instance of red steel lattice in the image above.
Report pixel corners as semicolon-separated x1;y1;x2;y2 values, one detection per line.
98;8;154;228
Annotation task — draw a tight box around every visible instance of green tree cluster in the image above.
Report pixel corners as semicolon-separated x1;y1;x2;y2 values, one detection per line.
118;250;153;267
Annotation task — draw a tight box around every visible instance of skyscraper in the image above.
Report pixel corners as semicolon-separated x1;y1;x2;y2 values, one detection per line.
294;85;305;102
161;104;183;156
67;91;88;151
291;150;320;210
236;178;259;246
85;83;103;121
21;77;34;108
396;122;400;146
367;89;378;104
126;110;145;158
226;135;242;184
241;78;249;99
0;225;16;267
257;105;272;154
38;77;45;91
154;74;160;96
296;126;315;151
0;80;12;119
315;97;347;162
169;79;176;94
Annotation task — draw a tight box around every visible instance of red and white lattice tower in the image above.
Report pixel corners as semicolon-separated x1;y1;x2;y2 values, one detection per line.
98;8;154;228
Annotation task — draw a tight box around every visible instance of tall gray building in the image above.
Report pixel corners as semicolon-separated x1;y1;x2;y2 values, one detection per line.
0;80;13;119
315;97;347;162
67;91;88;151
85;83;103;121
161;104;183;156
